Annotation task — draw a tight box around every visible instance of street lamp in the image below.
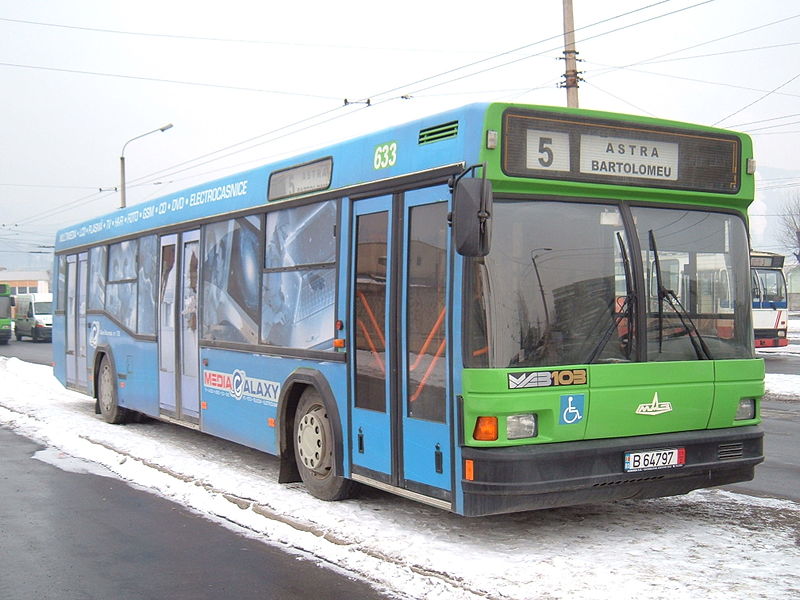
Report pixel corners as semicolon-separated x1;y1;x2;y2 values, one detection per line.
119;123;173;209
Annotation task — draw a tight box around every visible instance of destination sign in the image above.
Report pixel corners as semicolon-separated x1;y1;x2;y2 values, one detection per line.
580;134;678;181
503;109;741;194
268;156;333;201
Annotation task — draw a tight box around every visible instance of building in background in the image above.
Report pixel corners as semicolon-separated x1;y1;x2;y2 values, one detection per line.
787;264;800;311
0;270;51;295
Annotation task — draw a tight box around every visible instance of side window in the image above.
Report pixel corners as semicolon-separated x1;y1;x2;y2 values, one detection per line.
137;235;158;335
56;255;68;312
202;217;262;343
106;240;138;331
88;246;107;311
261;200;337;349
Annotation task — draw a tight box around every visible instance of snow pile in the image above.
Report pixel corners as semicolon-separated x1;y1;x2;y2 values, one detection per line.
1;357;798;600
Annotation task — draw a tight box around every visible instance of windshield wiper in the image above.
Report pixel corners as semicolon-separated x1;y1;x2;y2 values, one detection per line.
648;230;713;360
586;232;634;363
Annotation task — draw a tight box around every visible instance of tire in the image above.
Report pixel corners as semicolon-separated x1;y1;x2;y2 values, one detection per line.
15;331;22;341
293;388;355;501
97;356;130;424
32;329;38;342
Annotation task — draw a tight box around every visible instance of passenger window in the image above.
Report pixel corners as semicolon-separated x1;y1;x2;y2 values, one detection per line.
202;217;262;344
261;201;337;349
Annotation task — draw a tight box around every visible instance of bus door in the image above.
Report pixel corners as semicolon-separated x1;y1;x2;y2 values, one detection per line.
66;252;89;390
158;230;201;423
350;188;452;503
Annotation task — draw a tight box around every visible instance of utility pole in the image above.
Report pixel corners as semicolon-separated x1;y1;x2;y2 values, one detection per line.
562;0;580;108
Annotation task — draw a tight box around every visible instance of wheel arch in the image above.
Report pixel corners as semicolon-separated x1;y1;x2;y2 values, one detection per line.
276;368;345;484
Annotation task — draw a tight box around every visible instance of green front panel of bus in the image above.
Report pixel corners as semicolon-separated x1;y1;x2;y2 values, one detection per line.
585;362;714;438
708;359;764;428
460;360;763;446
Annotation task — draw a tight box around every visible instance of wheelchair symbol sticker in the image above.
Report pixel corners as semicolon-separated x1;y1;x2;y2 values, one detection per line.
559;394;585;425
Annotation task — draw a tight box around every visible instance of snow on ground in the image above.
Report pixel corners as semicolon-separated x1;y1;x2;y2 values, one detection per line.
1;357;798;600
757;313;800;399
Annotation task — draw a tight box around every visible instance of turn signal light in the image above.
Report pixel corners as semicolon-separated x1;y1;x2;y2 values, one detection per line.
473;416;498;441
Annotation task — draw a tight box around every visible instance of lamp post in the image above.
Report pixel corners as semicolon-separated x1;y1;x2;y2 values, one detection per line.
119;123;173;209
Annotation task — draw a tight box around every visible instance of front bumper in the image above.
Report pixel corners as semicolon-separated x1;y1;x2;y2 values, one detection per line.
35;326;52;340
461;426;763;516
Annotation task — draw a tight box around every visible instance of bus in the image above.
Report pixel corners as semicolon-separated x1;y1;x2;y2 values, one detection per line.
0;283;13;344
751;250;789;348
53;103;764;517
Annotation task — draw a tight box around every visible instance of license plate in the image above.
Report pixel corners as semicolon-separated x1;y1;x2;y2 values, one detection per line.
624;447;685;472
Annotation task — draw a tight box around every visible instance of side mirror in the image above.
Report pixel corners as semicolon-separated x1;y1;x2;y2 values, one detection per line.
452;177;492;257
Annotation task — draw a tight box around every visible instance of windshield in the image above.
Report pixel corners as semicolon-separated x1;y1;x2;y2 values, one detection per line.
633;206;751;361
34;301;53;315
752;268;787;306
465;200;752;368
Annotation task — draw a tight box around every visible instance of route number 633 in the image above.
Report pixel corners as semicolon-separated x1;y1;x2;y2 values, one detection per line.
374;142;398;170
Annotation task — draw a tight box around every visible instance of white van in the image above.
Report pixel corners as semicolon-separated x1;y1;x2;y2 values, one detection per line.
14;293;53;342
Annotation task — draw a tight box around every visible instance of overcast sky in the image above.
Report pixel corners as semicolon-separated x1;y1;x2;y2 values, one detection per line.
1;0;798;269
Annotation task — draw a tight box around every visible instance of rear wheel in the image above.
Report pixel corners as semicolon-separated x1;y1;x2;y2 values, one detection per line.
97;356;130;424
293;388;355;501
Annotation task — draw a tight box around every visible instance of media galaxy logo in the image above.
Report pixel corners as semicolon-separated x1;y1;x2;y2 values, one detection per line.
203;368;280;406
635;392;673;416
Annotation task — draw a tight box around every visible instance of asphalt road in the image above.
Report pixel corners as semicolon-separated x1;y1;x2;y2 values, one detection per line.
759;351;800;375
0;426;389;600
0;337;53;365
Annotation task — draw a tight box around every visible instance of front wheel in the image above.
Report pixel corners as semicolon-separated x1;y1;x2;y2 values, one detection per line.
293;388;355;501
97;356;130;424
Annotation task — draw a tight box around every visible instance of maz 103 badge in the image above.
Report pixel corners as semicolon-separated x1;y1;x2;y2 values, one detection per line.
507;369;587;389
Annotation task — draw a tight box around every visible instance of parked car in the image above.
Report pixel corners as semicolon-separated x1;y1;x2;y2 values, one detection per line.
14;293;53;342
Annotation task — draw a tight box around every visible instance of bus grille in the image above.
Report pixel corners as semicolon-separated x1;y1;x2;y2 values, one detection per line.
418;120;459;144
718;443;744;460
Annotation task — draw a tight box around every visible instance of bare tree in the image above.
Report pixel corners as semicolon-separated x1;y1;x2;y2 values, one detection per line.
779;195;800;264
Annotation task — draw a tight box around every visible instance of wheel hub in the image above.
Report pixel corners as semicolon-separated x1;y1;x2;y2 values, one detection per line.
296;407;329;474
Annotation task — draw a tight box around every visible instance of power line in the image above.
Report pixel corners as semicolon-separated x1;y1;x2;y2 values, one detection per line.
0;183;98;190
0;61;341;100
639;42;800;65
367;1;716;103
12;0;742;227
584;62;800;100
714;72;800;126
631;12;800;67
727;113;800;128
0;16;474;53
109;2;700;191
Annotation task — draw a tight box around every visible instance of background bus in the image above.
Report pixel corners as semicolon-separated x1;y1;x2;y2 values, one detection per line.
751;250;789;348
0;284;13;344
53;103;763;516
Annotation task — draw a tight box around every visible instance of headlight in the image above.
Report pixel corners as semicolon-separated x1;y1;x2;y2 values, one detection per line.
507;413;537;439
735;398;756;421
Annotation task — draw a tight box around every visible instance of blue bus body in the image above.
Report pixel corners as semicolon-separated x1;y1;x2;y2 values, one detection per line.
55;104;485;512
